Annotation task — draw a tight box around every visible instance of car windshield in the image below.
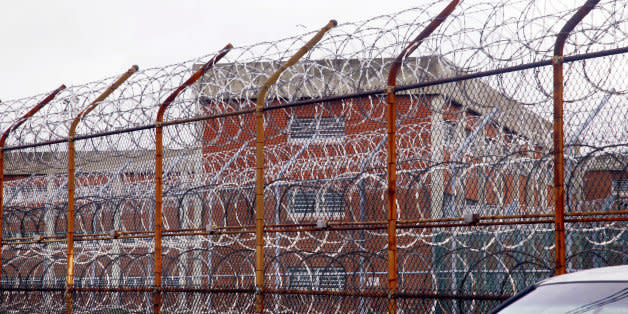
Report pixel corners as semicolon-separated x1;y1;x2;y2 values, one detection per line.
497;282;628;313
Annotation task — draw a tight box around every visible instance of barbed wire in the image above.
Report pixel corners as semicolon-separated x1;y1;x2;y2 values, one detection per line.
1;0;627;312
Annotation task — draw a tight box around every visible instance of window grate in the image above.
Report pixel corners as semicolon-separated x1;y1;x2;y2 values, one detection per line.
288;117;345;142
613;178;628;197
289;191;344;218
287;267;346;290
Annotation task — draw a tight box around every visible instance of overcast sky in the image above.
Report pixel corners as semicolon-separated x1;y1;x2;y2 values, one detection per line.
0;0;427;101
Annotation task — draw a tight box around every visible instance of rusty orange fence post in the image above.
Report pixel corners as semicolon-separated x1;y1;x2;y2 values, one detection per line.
385;1;458;312
66;66;138;314
153;44;232;314
0;85;65;282
253;20;336;313
552;0;600;276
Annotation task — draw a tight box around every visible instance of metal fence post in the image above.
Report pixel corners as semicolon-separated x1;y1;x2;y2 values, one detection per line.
385;1;458;312
0;85;65;283
552;0;600;276
254;20;336;313
66;66;138;313
153;45;231;314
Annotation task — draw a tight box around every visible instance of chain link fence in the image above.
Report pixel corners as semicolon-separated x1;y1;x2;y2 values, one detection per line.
1;0;626;312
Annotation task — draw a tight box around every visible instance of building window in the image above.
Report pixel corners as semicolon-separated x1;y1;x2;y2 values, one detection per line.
122;237;137;244
613;178;628;209
21;277;43;287
288;117;345;143
54;277;66;287
443;121;457;140
75;277;101;288
287;267;346;290
613;178;628;197
123;276;147;287
289;190;344;218
9;184;47;202
443;193;485;215
163;276;183;287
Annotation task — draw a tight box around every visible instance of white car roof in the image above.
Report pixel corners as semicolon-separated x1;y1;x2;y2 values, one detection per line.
540;265;628;285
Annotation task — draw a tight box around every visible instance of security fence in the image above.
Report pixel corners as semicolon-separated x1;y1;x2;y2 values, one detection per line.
0;0;626;313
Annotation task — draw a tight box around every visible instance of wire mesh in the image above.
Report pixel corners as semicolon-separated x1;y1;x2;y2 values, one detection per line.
1;0;627;312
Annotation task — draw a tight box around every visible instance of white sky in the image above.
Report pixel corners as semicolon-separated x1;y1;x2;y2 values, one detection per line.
0;0;423;101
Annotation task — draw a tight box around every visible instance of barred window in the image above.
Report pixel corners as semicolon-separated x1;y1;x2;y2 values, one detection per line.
9;184;48;202
288;117;345;142
21;277;43;287
287;267;346;290
443;121;456;140
289;190;344;218
123;276;147;287
75;277;105;288
613;178;628;197
443;194;488;215
163;276;183;287
613;178;628;209
0;277;19;288
122;237;136;244
54;277;66;287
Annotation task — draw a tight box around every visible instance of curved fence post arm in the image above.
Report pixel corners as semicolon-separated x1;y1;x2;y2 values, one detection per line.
385;1;458;312
153;44;232;314
66;65;138;314
0;84;65;282
254;19;336;313
552;0;600;276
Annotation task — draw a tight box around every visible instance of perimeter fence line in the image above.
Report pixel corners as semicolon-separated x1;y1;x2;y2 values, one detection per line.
1;0;627;313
